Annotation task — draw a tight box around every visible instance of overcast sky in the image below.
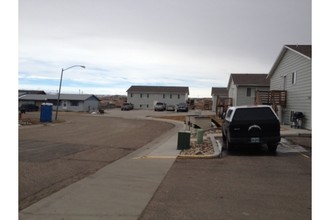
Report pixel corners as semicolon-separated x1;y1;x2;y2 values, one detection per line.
18;0;311;97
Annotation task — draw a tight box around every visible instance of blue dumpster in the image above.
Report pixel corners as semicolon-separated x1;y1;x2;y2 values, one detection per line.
40;103;53;122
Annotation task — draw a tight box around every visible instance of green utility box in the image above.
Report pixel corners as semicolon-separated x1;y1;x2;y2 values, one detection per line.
177;131;191;150
196;129;204;144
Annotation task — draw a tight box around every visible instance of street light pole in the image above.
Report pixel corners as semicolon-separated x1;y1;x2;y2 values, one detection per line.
55;65;85;121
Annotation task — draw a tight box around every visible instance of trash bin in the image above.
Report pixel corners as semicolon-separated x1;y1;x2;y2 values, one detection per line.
196;129;204;144
177;131;191;150
40;103;53;122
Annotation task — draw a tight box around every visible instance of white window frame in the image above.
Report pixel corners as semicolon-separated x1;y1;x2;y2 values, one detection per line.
292;71;297;85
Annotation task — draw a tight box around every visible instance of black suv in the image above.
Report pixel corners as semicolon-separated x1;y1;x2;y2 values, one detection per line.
222;105;280;153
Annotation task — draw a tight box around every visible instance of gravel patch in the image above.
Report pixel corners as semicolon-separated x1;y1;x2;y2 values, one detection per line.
180;137;214;156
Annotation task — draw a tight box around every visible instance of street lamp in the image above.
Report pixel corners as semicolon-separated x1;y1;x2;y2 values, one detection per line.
55;65;85;121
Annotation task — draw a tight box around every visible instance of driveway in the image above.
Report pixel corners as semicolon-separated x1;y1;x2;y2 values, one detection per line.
140;142;311;220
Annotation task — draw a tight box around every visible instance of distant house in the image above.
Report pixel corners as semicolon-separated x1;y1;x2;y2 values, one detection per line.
267;45;311;130
126;86;189;109
211;87;228;112
227;73;270;106
19;94;100;112
19;89;46;97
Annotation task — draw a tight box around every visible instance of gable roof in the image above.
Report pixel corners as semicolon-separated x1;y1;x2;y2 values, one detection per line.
285;45;311;58
19;90;46;97
267;45;312;79
19;94;100;101
228;73;270;88
211;87;228;97
127;85;189;94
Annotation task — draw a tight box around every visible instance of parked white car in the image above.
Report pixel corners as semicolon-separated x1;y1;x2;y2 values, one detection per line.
154;102;166;111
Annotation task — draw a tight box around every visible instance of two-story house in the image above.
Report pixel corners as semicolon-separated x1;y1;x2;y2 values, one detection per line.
267;45;311;129
126;85;189;109
227;73;270;106
211;87;228;112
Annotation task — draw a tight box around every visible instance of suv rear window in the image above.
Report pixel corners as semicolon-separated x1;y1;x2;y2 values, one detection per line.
233;107;277;121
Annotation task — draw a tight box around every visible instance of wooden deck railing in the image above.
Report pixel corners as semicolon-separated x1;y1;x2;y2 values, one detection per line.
255;90;287;107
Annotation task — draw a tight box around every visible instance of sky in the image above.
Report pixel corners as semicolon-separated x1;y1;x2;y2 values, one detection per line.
18;0;311;98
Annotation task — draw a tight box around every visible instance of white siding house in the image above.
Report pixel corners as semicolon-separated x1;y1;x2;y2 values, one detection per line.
211;87;228;112
126;86;189;109
19;94;100;112
267;45;311;130
227;74;270;106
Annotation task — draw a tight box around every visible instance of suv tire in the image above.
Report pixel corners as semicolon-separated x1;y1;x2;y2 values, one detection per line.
226;138;233;151
267;143;278;154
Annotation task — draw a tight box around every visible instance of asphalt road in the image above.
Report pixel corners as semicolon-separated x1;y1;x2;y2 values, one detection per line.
19;111;174;210
139;144;311;220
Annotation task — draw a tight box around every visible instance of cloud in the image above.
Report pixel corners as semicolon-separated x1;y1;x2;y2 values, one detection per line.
18;0;311;97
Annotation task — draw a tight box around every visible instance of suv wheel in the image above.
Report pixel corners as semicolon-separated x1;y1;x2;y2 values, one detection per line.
267;143;278;154
226;138;233;151
222;129;227;141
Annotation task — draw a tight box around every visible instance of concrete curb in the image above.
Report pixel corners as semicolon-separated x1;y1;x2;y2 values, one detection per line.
280;125;311;138
177;134;222;159
281;133;312;138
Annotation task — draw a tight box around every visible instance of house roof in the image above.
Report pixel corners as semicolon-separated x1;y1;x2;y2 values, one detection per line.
19;90;46;97
127;86;189;94
19;94;100;101
285;45;312;58
228;74;270;88
267;45;312;79
211;87;228;96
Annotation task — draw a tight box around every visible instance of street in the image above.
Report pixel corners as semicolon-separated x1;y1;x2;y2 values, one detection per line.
19;111;174;210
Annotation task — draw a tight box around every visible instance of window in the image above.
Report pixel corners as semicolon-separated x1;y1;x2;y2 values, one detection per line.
292;71;296;84
130;93;133;98
163;94;165;99
233;107;277;121
140;94;142;98
246;88;251;97
170;94;172;99
178;94;180;99
70;101;79;106
147;94;149;98
225;109;233;121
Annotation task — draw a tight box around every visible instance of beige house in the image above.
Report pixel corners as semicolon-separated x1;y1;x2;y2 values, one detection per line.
227;73;270;106
267;45;311;129
126;85;189;109
211;87;228;112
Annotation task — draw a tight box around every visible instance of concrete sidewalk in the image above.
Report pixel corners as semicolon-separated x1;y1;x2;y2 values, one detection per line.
280;125;311;137
19;120;184;220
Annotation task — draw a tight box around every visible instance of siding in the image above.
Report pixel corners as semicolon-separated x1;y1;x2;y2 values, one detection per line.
83;97;100;112
212;96;217;111
236;86;270;106
270;49;311;129
127;92;188;109
228;82;237;106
